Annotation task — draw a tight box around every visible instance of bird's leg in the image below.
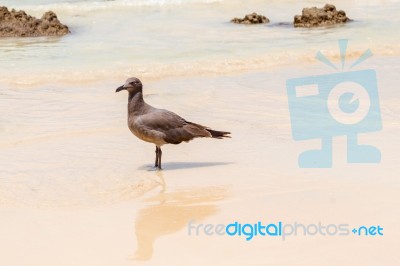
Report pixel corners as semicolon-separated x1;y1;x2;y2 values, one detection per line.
157;147;162;170
154;146;159;168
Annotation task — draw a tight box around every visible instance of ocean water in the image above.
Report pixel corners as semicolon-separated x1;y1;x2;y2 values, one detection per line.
0;0;399;86
0;0;399;208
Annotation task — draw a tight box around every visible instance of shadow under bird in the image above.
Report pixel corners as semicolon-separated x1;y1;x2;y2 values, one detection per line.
116;77;231;169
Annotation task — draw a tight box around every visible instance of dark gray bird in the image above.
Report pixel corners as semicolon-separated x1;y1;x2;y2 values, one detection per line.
116;77;231;169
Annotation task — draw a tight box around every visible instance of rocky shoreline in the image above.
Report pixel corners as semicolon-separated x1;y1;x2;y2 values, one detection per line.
0;6;70;37
231;4;351;28
1;3;351;38
231;12;270;25
294;4;351;28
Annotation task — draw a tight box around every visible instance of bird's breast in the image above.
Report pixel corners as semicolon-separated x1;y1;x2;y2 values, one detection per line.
128;118;166;146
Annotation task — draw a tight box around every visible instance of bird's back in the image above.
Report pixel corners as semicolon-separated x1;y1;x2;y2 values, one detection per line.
126;88;229;146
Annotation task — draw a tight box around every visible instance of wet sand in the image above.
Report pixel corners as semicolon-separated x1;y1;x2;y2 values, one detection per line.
0;58;399;265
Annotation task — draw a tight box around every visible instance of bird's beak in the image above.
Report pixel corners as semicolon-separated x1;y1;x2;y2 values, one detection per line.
116;85;126;93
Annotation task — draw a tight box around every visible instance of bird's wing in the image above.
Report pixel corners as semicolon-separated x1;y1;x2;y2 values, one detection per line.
137;109;211;144
137;109;186;131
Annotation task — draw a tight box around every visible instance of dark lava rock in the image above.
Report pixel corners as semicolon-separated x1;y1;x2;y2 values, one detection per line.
0;6;70;37
231;12;270;25
294;4;351;28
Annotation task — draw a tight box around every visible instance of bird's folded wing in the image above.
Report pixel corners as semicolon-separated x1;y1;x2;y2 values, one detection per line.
137;109;211;144
137;109;186;130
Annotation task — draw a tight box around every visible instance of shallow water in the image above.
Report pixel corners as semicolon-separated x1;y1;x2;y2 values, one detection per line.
1;0;400;85
0;55;399;208
1;1;400;206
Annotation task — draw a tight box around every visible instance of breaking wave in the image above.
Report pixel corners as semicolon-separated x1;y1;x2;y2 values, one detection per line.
4;0;223;13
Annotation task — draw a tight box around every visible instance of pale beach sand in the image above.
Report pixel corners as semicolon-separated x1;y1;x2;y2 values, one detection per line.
1;58;400;265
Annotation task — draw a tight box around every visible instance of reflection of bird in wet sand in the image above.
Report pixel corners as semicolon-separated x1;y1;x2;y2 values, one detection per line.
116;77;231;169
133;181;228;261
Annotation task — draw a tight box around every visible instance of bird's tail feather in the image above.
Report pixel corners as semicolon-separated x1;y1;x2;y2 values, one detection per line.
206;129;231;139
185;121;231;139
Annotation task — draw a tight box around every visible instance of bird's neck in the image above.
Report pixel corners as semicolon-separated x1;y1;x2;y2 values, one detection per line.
128;91;146;114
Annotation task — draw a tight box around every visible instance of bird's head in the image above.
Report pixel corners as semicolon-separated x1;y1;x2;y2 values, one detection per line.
116;77;143;94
